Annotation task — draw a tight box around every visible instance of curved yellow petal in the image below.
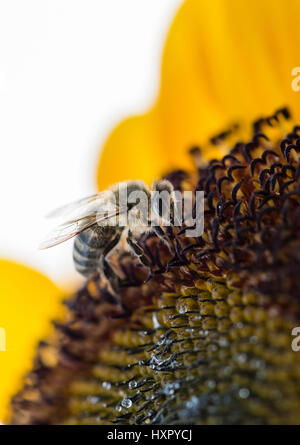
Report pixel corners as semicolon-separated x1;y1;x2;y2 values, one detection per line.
0;259;64;422
97;0;300;190
96;111;169;189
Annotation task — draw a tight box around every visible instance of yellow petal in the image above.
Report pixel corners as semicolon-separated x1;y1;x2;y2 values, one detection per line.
0;259;64;422
96;111;168;189
97;0;300;190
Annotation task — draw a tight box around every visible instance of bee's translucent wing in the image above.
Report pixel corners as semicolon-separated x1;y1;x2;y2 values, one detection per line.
46;191;115;219
39;215;97;249
40;207;128;249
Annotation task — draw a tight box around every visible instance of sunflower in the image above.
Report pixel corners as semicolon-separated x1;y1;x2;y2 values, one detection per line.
1;0;300;424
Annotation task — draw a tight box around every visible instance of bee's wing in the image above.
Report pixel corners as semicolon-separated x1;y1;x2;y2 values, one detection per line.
40;207;128;249
46;191;114;219
39;215;98;249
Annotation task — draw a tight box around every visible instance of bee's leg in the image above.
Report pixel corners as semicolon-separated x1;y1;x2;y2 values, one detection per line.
126;230;151;268
100;255;117;281
153;225;176;255
103;231;122;258
100;231;122;285
153;225;167;242
153;224;187;271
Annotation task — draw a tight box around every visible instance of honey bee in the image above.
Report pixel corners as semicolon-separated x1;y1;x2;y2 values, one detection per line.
40;180;176;282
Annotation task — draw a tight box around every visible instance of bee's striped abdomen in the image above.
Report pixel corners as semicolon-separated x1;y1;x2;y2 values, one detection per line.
73;226;103;277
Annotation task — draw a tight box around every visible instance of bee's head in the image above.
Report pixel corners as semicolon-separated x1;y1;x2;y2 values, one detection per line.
151;179;174;195
124;180;150;197
151;180;175;222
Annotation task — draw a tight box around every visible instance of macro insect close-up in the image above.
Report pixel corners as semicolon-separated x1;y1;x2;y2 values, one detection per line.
1;0;300;432
40;179;178;286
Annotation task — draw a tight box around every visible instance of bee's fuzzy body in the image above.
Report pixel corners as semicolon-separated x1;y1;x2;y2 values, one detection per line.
73;225;120;277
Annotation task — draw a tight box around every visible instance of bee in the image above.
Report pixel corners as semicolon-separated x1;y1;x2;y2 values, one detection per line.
40;180;176;283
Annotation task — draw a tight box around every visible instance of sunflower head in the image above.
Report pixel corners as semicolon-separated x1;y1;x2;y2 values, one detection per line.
10;108;300;425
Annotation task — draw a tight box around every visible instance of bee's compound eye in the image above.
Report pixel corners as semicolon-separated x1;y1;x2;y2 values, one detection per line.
151;192;171;221
152;198;160;217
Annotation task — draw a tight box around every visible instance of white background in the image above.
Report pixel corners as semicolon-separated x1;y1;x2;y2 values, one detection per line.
0;0;182;287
